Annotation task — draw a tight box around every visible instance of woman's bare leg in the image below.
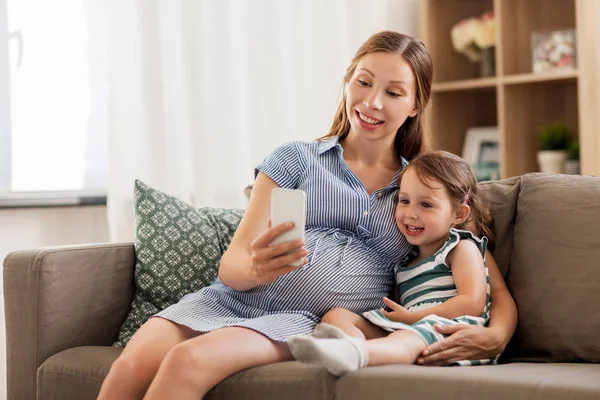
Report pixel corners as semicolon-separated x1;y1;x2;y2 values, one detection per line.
143;327;292;400
321;307;387;339
97;318;198;400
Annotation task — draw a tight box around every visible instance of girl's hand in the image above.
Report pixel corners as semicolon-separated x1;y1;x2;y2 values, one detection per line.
417;324;505;366
248;220;308;286
380;297;413;323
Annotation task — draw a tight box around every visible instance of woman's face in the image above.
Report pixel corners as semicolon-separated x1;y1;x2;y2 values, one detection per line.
345;52;418;144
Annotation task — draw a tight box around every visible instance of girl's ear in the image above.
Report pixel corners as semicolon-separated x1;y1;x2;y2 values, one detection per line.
409;107;418;118
453;204;470;225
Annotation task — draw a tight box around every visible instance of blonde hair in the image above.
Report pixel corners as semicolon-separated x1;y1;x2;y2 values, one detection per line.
320;31;433;162
399;151;495;248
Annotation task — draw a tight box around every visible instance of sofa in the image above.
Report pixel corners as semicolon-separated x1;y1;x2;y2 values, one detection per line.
4;173;600;400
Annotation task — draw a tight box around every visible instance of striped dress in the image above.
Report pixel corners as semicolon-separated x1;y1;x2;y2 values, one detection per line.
155;138;413;341
363;228;497;366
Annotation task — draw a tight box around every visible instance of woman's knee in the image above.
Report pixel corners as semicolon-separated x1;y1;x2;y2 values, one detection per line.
162;341;204;372
109;352;155;382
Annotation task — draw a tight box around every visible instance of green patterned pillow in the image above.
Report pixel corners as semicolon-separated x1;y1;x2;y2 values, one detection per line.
113;180;244;347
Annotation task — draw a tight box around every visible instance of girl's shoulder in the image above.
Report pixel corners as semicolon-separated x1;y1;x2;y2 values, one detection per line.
444;228;488;264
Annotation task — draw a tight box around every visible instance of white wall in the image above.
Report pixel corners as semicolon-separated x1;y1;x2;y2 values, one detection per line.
0;205;109;400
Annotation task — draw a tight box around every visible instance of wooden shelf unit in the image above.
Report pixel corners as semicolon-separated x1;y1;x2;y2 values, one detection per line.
419;0;600;177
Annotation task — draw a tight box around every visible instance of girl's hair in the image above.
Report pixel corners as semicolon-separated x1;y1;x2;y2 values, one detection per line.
399;151;495;248
319;31;433;162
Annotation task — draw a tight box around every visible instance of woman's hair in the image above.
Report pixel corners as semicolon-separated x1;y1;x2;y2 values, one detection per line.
399;151;495;248
320;31;433;162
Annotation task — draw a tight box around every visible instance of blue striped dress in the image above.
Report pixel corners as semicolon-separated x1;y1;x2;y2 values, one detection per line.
155;138;413;341
363;228;497;365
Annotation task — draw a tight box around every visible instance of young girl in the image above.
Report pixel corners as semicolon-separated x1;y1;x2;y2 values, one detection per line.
289;151;498;375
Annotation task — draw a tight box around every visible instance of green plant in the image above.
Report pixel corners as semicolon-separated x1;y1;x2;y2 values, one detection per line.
538;122;571;151
567;140;580;160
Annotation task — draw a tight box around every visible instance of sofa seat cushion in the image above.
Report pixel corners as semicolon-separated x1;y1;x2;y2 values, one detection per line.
336;363;600;400
37;346;122;400
37;346;336;400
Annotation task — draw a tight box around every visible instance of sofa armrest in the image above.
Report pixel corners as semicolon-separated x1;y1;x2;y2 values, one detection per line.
3;242;135;400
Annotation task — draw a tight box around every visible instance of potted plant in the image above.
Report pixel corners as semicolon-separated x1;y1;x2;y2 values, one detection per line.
537;122;571;174
564;140;580;175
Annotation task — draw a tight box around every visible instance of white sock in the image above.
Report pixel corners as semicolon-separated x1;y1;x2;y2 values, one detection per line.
288;335;368;376
312;323;347;339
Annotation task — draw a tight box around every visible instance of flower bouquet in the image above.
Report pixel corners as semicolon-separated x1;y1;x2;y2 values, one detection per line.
450;11;496;62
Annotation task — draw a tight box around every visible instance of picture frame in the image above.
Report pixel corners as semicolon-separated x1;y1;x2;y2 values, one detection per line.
462;126;500;181
531;29;576;73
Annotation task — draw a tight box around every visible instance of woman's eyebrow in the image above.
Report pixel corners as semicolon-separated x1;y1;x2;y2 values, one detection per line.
357;68;408;86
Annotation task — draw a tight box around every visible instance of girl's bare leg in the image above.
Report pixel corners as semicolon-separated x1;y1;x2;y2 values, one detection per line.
143;327;292;400
97;317;198;400
290;322;426;375
321;307;387;339
366;330;426;365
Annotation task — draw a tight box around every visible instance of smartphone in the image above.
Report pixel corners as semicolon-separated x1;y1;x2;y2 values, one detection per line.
270;188;306;267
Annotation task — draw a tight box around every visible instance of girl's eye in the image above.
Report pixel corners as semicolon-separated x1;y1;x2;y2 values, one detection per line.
357;79;370;87
420;202;432;208
398;198;409;205
387;91;401;98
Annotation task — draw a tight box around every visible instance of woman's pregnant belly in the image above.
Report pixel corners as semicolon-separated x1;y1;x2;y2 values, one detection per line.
242;231;395;317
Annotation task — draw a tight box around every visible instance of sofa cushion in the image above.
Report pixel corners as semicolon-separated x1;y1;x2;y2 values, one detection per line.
37;346;122;400
478;176;521;277
37;346;336;400
335;363;600;400
505;173;600;362
114;180;244;347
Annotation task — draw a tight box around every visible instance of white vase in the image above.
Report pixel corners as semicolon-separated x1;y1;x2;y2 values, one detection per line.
537;150;568;174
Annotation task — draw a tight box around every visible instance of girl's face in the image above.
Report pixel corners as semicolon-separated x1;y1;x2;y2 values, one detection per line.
345;52;418;144
395;167;468;255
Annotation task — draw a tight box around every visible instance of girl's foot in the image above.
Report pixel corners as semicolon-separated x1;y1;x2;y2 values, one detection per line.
312;323;347;339
288;335;368;376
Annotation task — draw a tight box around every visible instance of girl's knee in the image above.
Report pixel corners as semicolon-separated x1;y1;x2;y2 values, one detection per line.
322;307;355;325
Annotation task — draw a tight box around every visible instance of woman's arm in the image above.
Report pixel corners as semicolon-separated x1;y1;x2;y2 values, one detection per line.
417;250;518;365
218;172;308;291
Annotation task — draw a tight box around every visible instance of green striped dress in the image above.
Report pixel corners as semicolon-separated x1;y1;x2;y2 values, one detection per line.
362;228;498;366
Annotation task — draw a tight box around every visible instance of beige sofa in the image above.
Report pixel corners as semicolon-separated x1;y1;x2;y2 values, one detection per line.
4;173;600;400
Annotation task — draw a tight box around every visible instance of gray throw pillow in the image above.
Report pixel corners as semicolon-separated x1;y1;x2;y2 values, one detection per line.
114;180;244;347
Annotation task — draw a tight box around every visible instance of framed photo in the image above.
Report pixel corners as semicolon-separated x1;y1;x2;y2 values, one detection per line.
462;126;500;181
531;29;576;73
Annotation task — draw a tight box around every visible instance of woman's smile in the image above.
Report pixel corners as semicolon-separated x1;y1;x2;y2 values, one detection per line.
355;110;384;130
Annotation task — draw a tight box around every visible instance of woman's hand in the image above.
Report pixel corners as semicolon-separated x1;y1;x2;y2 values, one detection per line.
417;324;506;366
248;220;308;286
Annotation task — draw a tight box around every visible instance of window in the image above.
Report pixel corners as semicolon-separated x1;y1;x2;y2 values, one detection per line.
0;0;108;199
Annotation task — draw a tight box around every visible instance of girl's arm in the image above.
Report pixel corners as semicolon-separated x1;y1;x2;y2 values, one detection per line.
218;172;308;291
384;240;487;324
417;250;518;365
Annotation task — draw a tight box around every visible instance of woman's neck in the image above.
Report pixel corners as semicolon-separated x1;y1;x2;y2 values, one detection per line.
340;133;400;170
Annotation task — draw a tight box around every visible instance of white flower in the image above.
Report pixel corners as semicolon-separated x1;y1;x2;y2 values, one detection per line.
450;11;496;62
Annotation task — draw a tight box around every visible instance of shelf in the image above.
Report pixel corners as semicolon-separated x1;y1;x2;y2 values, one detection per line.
428;89;497;156
432;77;497;93
503;70;578;85
500;0;576;75
502;79;578;177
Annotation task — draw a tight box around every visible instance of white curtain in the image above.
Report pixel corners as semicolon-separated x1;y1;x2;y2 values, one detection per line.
105;0;418;242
